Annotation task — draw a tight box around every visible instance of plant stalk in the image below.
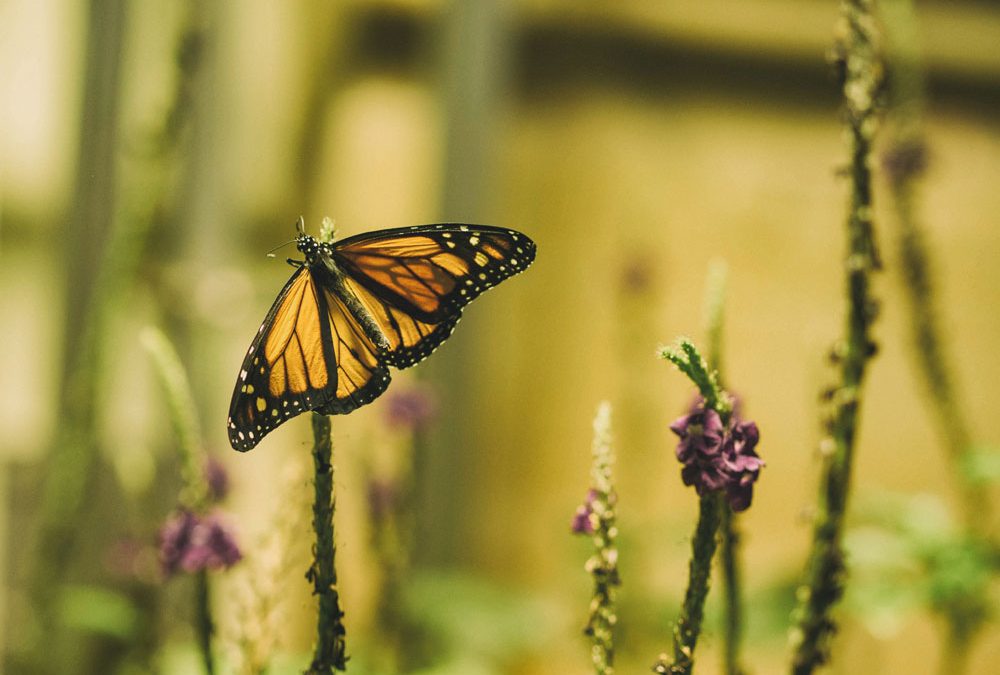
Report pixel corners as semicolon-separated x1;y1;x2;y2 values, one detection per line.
654;493;723;675
790;1;882;672
306;412;347;673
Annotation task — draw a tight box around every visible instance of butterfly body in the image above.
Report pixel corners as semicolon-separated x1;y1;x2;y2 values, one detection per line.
228;221;535;451
294;234;392;352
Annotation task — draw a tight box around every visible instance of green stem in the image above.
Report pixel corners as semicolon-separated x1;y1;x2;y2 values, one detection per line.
790;1;882;673
937;623;973;675
141;327;207;509
584;402;619;675
195;570;215;675
306;412;347;673
703;260;728;381
28;1;129;667
719;507;745;675
654;493;723;675
881;0;987;534
701;261;745;675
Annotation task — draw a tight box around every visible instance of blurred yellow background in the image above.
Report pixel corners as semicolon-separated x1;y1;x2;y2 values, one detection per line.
2;1;998;673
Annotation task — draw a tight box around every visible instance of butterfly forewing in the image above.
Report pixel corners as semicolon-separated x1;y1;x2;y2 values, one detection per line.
333;224;536;322
228;268;329;450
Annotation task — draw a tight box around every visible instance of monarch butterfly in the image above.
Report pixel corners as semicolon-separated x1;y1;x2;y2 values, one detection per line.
227;218;536;451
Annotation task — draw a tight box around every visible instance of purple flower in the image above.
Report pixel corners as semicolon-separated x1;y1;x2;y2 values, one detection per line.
571;489;598;535
159;509;242;577
620;257;653;294
204;457;230;503
383;385;437;432
882;139;928;185
670;406;764;512
722;420;763;512
367;478;399;523
671;408;727;488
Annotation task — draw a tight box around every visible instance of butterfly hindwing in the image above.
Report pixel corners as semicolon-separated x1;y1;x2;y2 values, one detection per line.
343;276;461;368
313;279;391;414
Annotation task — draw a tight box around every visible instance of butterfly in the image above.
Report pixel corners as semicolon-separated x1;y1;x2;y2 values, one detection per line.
227;218;536;451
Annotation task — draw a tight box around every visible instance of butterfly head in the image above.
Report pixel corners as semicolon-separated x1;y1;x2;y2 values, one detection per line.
295;232;320;259
293;217;335;264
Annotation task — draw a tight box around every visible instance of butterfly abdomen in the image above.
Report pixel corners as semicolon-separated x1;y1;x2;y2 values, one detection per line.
308;249;391;353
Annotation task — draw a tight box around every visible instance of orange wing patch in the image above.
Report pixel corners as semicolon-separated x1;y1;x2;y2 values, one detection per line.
335;229;532;322
262;269;328;395
343;277;459;368
320;286;385;400
341;247;456;314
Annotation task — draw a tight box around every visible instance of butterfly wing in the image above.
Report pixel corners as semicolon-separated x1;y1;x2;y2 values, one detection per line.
312;277;391;414
332;224;536;324
227;266;389;451
342;276;460;368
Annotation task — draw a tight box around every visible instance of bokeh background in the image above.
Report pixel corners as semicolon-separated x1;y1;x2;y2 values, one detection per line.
2;1;999;673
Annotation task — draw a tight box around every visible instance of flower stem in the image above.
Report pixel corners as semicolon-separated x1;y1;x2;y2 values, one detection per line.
880;0;987;534
719;507;745;675
141;326;208;509
790;1;882;672
583;402;620;675
654;493;723;675
307;412;348;673
702;261;746;675
195;569;215;675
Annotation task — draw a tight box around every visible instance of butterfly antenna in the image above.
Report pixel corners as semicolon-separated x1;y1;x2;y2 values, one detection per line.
264;238;297;258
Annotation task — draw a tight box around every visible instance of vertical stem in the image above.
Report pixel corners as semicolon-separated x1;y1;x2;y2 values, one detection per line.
937;625;972;675
719;507;744;675
790;1;882;673
141;327;208;510
292;5;349;218
703;260;728;383
420;0;513;565
881;0;987;533
28;2;128;668
583;402;619;675
702;261;745;675
654;493;723;675
195;570;215;675
307;413;347;673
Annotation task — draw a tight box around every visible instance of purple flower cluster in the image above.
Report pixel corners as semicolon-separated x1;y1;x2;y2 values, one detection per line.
383;385;438;432
571;489;599;535
203;457;230;503
159;510;242;577
670;406;763;511
367;477;401;523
